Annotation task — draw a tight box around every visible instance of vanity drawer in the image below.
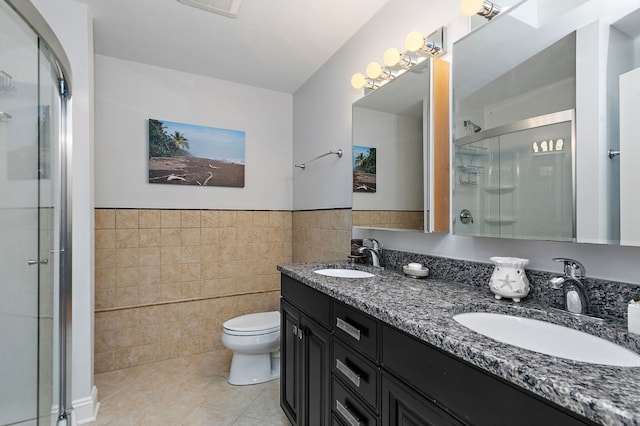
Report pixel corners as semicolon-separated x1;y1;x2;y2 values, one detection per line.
281;275;331;328
382;324;595;425
333;302;378;361
333;339;379;411
332;378;379;426
332;414;347;426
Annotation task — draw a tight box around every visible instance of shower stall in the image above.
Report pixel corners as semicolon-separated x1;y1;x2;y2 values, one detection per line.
453;110;575;242
0;1;72;425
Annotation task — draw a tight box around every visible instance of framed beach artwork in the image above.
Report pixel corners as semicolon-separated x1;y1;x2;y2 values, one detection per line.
353;145;376;192
148;118;245;187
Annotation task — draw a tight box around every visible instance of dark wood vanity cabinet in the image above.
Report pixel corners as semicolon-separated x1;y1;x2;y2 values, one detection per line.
381;371;463;426
281;275;597;426
281;276;332;426
382;325;596;426
331;302;380;426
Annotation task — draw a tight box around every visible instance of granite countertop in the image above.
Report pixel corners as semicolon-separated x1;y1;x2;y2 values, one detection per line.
278;261;640;426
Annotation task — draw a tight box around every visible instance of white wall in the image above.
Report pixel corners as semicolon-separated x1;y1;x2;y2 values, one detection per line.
293;0;467;211
31;0;97;423
94;55;293;210
294;0;640;283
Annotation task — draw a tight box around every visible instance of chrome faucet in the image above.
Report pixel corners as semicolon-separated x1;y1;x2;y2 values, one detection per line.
358;238;383;268
548;258;589;315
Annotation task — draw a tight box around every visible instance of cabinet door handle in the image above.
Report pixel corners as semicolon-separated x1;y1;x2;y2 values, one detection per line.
336;318;361;341
293;325;298;336
336;359;361;388
298;328;303;340
27;258;48;266
336;400;360;426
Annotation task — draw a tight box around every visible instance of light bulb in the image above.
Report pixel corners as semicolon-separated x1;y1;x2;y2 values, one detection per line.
351;73;366;89
383;48;401;67
405;31;425;52
460;0;484;16
366;61;383;79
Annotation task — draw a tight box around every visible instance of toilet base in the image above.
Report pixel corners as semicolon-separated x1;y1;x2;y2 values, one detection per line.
228;352;280;386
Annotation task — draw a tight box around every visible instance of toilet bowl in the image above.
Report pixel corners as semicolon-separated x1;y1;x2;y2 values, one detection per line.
221;311;281;385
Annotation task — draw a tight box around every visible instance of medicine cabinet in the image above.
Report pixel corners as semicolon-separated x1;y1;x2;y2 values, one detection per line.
453;0;640;245
352;57;449;233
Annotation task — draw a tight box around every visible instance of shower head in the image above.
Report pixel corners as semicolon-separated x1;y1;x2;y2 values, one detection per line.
464;120;482;133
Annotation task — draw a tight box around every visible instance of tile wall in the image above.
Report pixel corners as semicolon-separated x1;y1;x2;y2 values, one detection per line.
352;210;424;230
291;209;352;263
94;209;291;373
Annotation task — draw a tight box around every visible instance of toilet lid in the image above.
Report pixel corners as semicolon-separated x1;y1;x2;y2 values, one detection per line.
223;311;280;335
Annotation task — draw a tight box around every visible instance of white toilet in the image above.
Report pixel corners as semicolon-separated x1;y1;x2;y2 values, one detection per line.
221;311;281;385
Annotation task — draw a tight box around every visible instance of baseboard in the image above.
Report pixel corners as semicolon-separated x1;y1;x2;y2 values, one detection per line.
73;386;100;425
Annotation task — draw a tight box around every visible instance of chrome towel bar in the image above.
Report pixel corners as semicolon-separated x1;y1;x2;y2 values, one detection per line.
295;149;343;170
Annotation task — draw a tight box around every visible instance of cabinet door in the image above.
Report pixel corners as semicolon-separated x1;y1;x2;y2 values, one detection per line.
301;315;332;426
382;373;463;426
281;300;301;424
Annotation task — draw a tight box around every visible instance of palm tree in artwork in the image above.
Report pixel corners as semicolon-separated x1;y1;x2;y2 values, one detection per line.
355;152;365;169
172;131;190;150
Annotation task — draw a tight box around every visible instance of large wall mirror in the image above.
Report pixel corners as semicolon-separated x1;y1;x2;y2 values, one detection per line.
452;0;640;246
352;57;449;233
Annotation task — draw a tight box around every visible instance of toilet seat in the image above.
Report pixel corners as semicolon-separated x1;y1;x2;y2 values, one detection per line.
223;311;280;336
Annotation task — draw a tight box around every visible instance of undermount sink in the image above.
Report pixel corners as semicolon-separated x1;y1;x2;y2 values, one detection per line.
453;312;640;367
313;269;375;279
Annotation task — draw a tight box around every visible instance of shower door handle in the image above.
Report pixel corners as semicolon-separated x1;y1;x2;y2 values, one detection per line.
27;258;49;266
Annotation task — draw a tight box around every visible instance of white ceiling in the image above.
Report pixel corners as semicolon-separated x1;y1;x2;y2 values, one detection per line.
74;0;390;93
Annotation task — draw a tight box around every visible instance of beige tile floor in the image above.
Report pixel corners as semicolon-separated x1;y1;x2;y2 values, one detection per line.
92;349;290;425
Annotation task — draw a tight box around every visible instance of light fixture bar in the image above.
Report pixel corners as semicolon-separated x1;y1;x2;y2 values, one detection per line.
350;73;383;90
460;0;502;20
383;48;414;69
350;26;447;93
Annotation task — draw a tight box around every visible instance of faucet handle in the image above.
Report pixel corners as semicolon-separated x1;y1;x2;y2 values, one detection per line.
363;238;381;250
552;258;586;279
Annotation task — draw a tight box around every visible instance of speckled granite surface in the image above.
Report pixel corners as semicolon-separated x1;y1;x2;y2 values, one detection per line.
278;260;640;426
383;249;640;320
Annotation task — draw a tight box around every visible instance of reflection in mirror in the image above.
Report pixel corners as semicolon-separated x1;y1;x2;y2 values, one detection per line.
453;110;575;241
352;58;449;232
452;0;640;245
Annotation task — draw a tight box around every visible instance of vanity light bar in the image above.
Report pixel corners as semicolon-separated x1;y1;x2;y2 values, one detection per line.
351;26;447;92
460;0;502;20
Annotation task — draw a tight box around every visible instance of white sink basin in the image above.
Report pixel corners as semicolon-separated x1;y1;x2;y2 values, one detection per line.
313;269;375;278
453;312;640;367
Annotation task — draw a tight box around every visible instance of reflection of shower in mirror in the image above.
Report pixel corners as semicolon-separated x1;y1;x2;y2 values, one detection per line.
464;120;482;134
532;139;564;153
0;70;16;91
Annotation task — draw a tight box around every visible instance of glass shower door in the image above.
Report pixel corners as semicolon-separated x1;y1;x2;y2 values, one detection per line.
0;3;58;425
453;111;575;242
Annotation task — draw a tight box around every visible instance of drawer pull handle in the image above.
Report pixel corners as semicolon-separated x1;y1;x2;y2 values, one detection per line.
336;359;361;388
336;318;361;341
336;400;360;426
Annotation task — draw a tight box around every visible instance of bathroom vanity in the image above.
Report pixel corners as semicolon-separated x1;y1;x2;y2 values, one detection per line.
279;262;640;426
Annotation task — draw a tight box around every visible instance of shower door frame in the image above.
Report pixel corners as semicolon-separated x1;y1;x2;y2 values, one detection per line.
4;0;73;423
